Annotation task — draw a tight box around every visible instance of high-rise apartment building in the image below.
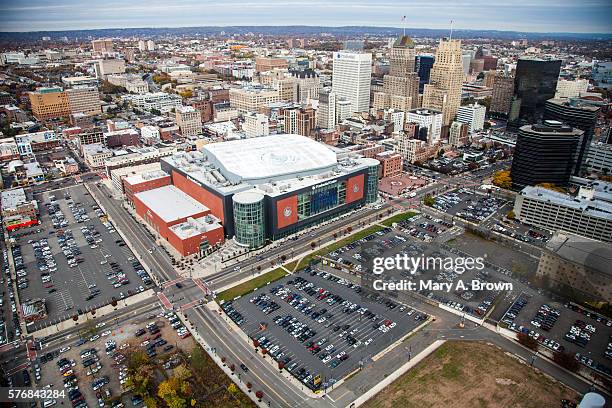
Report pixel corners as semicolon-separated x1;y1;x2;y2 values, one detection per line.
456;103;486;133
92;39;114;54
510;121;584;190
508;56;562;127
146;40;155;51
317;89;336;130
138;40;146;52
373;36;420;113
332;51;372;114
175;106;202;137
422;39;464;126
490;73;514;116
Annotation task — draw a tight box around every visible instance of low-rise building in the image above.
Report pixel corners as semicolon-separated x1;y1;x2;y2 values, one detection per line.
83;144;113;169
0;137;19;162
537;231;612;302
1;187;38;230
514;185;612;243
375;151;403;178
585;142;612;174
128;92;182;113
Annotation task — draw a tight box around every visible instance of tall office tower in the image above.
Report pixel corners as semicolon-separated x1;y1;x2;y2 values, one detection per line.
66;87;102;116
317;89;336;130
483;70;497;88
415;55;434;93
422;39;464;126
508;56;562;127
510;121;584;190
544;97;600;174
92;39;114;54
332;51;372;114
373;36;420;112
490;74;514;116
138;40;146;52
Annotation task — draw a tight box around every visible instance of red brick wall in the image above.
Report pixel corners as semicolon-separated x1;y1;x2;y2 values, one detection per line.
172;171;225;223
123;176;171;204
168;225;225;256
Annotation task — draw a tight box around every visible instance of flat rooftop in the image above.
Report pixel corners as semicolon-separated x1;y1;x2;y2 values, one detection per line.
135;185;209;223
1;188;29;211
124;170;169;185
169;215;223;240
546;232;612;277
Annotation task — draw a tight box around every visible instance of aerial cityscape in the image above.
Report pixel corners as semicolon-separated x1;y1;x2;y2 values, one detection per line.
0;2;611;407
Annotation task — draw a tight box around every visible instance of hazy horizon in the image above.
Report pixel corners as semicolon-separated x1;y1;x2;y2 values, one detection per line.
0;0;611;34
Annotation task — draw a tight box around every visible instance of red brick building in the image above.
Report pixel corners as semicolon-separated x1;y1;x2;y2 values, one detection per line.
375;151;403;178
122;170;171;206
133;185;224;256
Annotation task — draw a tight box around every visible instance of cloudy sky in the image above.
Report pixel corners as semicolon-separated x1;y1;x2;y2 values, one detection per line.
0;0;610;33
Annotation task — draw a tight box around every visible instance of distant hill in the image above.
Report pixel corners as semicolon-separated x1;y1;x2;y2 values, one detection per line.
1;25;611;42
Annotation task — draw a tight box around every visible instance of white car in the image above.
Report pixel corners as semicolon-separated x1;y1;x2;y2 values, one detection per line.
59;346;71;354
101;330;112;337
95;322;106;328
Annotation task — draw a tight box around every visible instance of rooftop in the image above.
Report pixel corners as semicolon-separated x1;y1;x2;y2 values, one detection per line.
1;188;29;211
135;185;209;223
546;232;612;278
520;186;612;220
169;215;223;240
124;170;169;186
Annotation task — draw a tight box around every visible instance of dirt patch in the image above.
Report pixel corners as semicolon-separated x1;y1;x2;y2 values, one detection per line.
362;341;579;408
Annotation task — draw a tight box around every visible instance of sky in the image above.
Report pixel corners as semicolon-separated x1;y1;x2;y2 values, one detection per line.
0;0;610;33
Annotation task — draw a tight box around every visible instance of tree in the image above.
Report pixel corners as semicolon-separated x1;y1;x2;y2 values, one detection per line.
227;383;238;395
553;351;580;372
423;195;435;207
517;332;538;351
255;391;264;402
492;170;512;189
246;382;252;392
536;182;565;193
310;242;316;250
158;378;187;408
507;210;515;220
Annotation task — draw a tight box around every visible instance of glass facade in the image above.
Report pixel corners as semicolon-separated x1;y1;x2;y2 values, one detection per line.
233;194;265;249
297;181;347;220
366;164;379;203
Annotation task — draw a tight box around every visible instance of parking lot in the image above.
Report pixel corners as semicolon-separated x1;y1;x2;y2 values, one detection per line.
222;268;427;391
500;294;612;380
323;226;506;320
433;188;509;223
12;184;153;331
36;308;194;408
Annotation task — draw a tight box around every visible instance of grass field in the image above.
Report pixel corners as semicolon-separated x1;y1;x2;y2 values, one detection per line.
380;211;417;227
217;267;287;302
363;341;579;408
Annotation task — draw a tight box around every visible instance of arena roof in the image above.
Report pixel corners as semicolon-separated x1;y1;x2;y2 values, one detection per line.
203;134;337;183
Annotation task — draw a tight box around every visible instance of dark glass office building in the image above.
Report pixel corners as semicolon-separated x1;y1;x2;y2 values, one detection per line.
508;57;562;129
510;120;584;190
415;55;434;93
544;98;600;174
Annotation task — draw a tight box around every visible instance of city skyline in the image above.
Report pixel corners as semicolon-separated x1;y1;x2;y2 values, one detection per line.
0;0;611;34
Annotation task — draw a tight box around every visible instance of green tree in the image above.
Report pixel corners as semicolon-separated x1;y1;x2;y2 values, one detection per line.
423;195;435;207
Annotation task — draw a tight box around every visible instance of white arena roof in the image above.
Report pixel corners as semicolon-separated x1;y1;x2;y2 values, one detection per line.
135;185;209;223
203;134;337;183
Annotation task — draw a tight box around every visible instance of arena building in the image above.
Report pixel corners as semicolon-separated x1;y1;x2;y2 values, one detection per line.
144;134;380;249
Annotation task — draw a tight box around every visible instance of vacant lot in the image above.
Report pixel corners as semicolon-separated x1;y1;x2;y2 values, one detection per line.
363;341;579;408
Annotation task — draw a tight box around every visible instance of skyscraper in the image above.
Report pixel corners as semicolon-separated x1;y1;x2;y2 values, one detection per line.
372;36;420;113
422;39;464;126
510;121;584;190
92;39;114;54
415;55;434;93
508;56;562;127
490;73;514;116
544;98;600;174
332;51;372;114
317;88;336;130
